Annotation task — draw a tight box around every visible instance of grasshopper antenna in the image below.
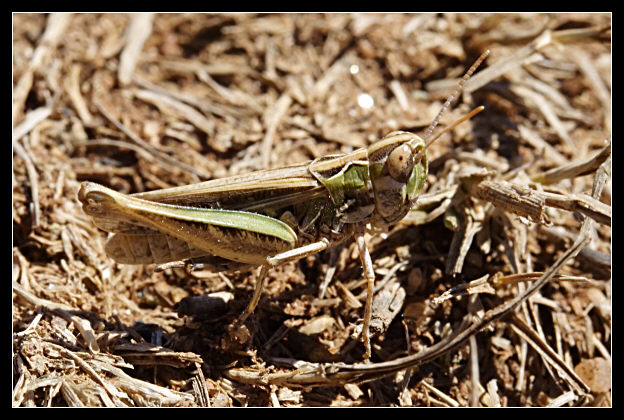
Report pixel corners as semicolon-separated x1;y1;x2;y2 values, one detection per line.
413;105;484;164
421;49;490;142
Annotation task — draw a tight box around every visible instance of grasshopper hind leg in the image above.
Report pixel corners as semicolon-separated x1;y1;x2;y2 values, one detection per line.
226;235;377;362
226;239;332;345
230;265;269;329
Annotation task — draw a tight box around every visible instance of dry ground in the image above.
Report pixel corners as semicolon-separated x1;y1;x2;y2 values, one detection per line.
13;13;611;406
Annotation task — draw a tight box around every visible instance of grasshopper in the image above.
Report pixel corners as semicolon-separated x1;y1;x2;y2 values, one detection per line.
78;51;489;359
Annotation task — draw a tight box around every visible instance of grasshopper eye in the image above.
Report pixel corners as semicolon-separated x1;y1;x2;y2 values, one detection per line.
387;144;415;182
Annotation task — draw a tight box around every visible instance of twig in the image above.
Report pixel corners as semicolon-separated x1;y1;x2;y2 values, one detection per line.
13;282;100;352
318;245;342;299
547;390;578;407
59;381;86;407
309;53;351;101
464;31;550;96
470;179;547;223
469;334;480;406
471;179;611;226
432;274;495;305
135;75;254;121
118;13;154;86
486;379;501;407
445;201;483;275
93;98;210;179
12;107;52;143
13;13;70;127
389;80;410;111
134;89;217;148
569;48;611;133
260;93;292;169
510;314;590;397
541;190;611;226
420;380;460;407
44;342;130;406
464;25;610;96
533;139;611;185
518;125;568;166
196;70;264;114
512;84;573;149
13;132;40;228
518;75;589;123
13;107;49;229
64;63;94;125
192;363;210;407
398;320;413;406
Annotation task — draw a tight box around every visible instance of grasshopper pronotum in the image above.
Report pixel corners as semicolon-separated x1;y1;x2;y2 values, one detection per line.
78;51;489;360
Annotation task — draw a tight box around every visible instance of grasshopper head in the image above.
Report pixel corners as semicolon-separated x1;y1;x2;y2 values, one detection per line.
366;50;489;230
367;132;428;229
367;105;485;230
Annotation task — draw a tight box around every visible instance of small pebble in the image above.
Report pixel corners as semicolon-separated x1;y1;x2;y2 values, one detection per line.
574;357;611;393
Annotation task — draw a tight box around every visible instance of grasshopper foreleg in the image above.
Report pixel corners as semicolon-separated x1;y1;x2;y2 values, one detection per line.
355;228;375;361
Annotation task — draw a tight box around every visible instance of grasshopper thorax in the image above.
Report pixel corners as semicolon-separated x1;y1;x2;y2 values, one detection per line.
367;131;428;229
